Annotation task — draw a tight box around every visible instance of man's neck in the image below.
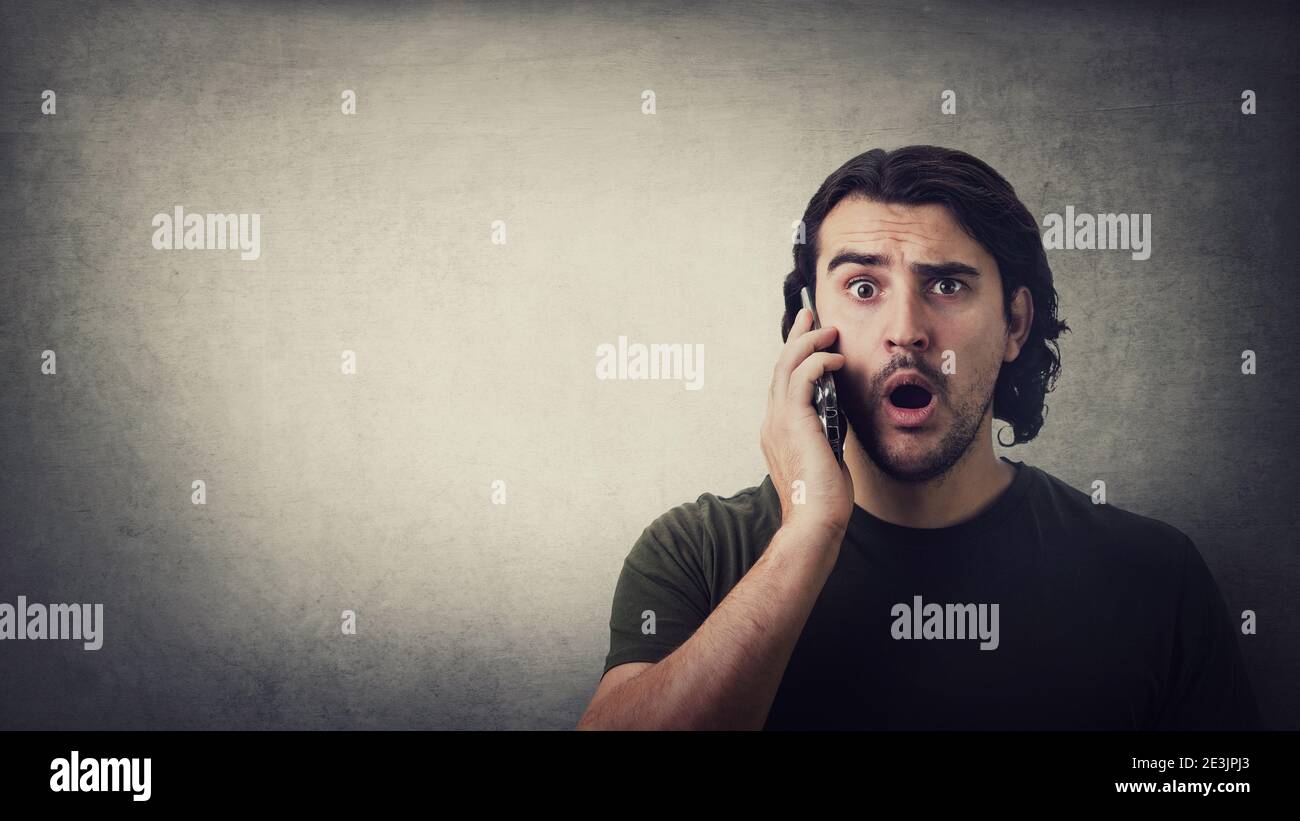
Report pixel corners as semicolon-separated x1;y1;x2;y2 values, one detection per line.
844;422;1016;530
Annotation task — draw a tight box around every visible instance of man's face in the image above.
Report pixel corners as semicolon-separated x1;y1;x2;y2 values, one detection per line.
815;196;1021;482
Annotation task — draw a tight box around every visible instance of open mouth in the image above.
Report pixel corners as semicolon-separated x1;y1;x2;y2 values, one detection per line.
883;382;937;428
888;383;934;409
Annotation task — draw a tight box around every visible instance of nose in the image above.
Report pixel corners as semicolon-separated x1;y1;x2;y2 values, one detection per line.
883;284;931;354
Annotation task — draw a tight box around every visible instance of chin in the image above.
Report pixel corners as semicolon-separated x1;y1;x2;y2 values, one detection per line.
865;421;958;482
878;452;946;482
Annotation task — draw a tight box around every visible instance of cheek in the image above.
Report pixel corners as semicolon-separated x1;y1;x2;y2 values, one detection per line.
835;350;874;393
956;345;1003;400
830;359;876;415
946;337;1003;390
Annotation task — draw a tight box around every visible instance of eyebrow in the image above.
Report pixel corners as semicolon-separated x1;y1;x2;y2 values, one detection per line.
826;250;981;279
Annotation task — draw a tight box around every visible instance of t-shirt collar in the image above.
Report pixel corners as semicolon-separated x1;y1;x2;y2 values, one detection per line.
844;456;1034;548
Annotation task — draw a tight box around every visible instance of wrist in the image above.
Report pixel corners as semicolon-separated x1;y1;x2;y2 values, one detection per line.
779;511;849;542
771;521;845;568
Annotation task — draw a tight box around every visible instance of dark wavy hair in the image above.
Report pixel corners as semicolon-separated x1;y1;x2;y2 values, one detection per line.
780;145;1069;446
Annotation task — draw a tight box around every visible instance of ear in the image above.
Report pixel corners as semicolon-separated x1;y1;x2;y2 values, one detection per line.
1003;286;1034;363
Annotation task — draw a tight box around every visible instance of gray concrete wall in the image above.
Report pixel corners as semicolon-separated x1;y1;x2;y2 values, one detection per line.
0;0;1295;729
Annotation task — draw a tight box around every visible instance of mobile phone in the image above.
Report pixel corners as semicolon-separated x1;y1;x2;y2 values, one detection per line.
799;286;845;465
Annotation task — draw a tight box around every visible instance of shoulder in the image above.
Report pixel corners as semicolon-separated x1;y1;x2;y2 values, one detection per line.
631;476;782;591
1025;464;1195;576
641;475;781;544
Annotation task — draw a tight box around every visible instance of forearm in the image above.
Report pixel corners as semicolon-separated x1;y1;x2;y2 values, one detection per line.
579;524;841;730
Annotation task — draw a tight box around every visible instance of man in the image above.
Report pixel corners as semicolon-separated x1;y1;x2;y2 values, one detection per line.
577;145;1261;731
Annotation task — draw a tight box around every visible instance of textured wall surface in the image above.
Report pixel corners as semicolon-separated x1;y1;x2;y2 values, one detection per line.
1;0;1297;729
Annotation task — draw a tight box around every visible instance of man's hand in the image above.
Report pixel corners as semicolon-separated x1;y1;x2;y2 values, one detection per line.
760;305;855;544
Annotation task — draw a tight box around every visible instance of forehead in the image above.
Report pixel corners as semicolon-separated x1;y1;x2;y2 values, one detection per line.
816;196;991;270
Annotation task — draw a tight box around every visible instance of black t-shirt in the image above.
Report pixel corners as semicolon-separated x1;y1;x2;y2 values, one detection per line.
602;457;1261;730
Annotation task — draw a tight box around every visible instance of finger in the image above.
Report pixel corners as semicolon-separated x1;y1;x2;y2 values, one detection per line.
788;351;846;406
771;307;812;398
773;320;838;401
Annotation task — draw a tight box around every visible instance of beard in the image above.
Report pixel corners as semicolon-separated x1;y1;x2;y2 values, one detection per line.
840;366;997;484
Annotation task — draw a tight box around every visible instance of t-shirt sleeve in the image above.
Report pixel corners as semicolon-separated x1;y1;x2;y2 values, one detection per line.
1151;535;1262;730
601;504;713;677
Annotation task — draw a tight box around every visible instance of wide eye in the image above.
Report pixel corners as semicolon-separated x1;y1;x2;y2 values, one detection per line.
847;278;876;300
931;278;964;296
